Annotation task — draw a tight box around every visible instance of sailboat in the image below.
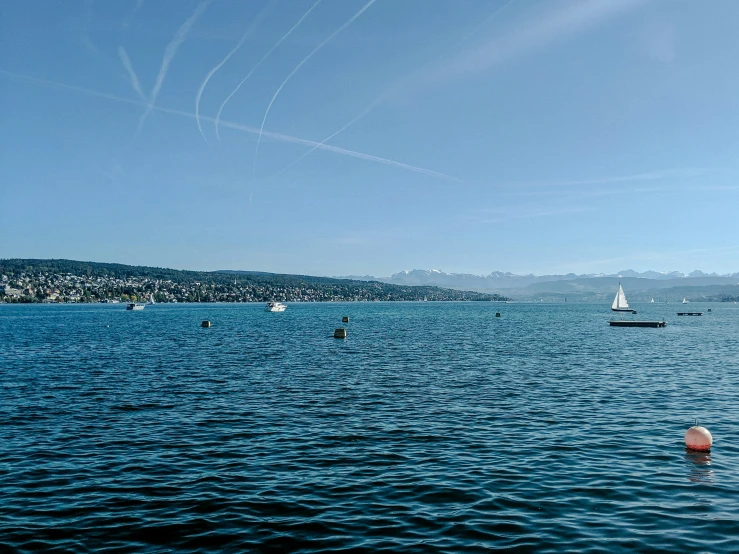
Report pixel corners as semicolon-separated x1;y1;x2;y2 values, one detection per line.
148;294;156;305
682;297;689;304
611;283;633;312
650;298;655;303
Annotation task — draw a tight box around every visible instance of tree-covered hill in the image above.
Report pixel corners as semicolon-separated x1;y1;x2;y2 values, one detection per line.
0;259;510;303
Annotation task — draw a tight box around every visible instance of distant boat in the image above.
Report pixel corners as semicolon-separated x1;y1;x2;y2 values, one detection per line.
265;301;286;312
650;298;655;303
683;297;689;304
611;283;633;312
126;303;145;311
148;294;155;305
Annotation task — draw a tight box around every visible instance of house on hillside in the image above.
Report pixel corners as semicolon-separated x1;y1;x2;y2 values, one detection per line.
0;285;21;298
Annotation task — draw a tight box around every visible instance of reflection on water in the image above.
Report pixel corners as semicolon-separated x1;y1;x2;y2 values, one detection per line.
685;449;713;483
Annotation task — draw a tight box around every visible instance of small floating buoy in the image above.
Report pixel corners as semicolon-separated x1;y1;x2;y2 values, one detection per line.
495;312;501;317
201;320;211;328
685;422;712;451
708;308;712;312
342;316;349;323
334;328;347;338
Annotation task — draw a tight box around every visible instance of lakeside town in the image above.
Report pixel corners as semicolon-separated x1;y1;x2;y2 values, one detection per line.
0;260;505;304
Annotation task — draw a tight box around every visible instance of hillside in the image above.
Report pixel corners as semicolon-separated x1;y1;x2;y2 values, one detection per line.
0;259;509;303
340;268;739;301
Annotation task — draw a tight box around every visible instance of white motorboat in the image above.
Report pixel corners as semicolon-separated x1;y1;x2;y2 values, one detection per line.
265;301;286;312
126;303;145;311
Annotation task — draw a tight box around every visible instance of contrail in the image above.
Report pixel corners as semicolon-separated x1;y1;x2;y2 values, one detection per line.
0;69;459;182
270;0;518;178
455;0;519;46
268;94;384;181
195;0;278;143
139;0;212;132
117;46;147;101
123;0;146;28
252;0;376;177
214;0;323;142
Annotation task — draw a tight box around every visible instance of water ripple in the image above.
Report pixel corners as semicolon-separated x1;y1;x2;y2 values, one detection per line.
1;302;739;552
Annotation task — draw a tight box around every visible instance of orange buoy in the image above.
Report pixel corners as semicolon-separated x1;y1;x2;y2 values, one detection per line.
685;423;712;451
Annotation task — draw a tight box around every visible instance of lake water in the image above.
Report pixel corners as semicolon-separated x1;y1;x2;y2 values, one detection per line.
2;302;739;552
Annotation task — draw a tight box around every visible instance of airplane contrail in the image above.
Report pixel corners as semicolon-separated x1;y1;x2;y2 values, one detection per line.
252;0;376;177
269;0;518;179
123;0;146;28
117;46;147;101
139;0;212;132
195;0;278;143
455;0;519;47
0;69;459;182
214;0;323;142
268;94;384;181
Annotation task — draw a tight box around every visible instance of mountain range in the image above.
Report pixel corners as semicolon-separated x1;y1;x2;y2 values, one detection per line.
338;269;739;302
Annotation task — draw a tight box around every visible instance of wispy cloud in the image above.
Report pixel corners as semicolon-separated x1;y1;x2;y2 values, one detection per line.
454;0;520;48
215;0;323;142
465;204;591;224
139;0;212;132
123;0;146;29
117;46;146;101
424;0;644;84
0;69;458;182
195;0;278;143
253;0;376;177
506;168;719;191
269;0;518;177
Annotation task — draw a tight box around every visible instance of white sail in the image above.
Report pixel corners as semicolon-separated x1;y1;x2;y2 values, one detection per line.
148;294;155;305
612;284;629;310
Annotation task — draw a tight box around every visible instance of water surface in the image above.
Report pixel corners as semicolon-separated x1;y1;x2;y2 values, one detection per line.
1;302;738;552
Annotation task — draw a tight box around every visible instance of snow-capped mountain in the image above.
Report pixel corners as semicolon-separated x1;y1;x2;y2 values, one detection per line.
336;268;739;297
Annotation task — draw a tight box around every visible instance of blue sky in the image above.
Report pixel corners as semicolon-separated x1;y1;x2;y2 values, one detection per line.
2;0;738;276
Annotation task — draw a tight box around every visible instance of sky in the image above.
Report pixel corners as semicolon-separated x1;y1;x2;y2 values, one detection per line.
1;0;739;277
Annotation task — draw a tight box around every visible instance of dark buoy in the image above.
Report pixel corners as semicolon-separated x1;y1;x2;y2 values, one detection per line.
201;320;211;328
495;312;501;317
334;328;347;338
342;316;349;323
708;308;712;312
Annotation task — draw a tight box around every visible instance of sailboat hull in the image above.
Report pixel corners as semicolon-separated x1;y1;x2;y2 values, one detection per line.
611;308;635;313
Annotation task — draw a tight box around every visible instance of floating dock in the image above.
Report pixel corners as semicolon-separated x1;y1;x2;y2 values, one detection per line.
610;320;666;328
677;312;703;316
